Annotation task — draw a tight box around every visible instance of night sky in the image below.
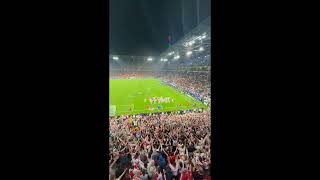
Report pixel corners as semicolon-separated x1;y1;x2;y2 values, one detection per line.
109;0;210;56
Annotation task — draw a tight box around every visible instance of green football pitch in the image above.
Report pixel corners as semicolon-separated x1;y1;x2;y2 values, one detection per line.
109;78;207;116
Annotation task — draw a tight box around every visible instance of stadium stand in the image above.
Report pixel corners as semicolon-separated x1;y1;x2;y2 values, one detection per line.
109;17;212;180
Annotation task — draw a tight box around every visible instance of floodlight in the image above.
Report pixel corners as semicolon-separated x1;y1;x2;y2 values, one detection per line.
174;55;180;60
147;57;153;61
189;41;195;45
112;56;119;60
199;47;204;51
186;51;192;56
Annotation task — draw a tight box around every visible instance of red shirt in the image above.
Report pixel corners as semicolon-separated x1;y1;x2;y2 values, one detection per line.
129;171;134;178
169;155;176;164
181;171;192;180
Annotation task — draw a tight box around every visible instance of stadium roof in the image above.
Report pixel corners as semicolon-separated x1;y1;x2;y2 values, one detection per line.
110;16;211;63
159;16;211;59
109;55;156;61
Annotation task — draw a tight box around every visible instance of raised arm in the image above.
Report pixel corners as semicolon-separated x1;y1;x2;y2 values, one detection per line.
110;155;119;168
109;155;113;164
160;142;163;151
116;168;127;180
163;169;167;180
161;143;169;157
174;147;178;156
151;143;155;152
186;147;189;158
117;137;125;145
119;146;126;153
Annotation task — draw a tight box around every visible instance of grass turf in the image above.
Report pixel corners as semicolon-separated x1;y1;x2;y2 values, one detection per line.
109;78;207;116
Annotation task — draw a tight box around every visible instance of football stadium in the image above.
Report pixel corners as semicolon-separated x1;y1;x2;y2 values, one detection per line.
109;1;211;179
110;78;207;116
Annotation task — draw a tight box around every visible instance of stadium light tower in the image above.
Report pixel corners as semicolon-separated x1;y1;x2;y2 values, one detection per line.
112;56;119;60
201;33;206;39
174;55;180;60
202;33;207;39
184;40;195;47
168;51;174;56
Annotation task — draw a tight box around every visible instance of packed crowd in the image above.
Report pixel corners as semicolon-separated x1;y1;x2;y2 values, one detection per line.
110;72;153;79
109;110;211;180
159;72;211;105
169;55;211;68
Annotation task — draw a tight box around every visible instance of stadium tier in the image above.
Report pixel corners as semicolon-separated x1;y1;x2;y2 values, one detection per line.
109;16;212;180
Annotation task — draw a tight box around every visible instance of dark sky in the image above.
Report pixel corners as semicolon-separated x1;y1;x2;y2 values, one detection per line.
109;0;210;56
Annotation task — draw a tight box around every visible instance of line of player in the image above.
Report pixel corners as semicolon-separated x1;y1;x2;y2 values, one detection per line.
144;96;174;104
